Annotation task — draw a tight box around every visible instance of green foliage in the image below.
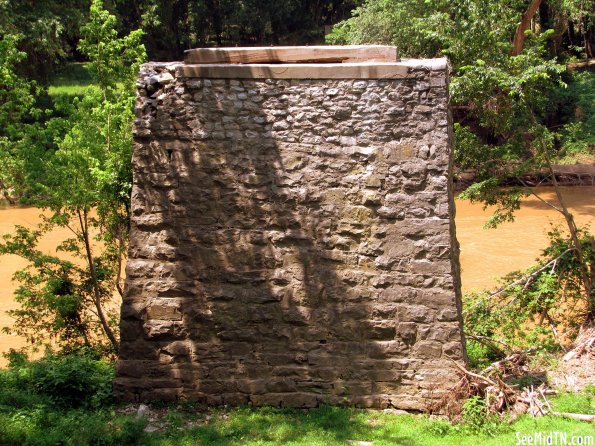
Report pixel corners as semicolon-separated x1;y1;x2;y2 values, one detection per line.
465;339;501;369
0;34;40;203
464;226;595;351
0;0;88;80
1;0;146;355
0;225;112;353
553;71;595;157
327;0;521;62
79;0;145;94
0;35;38;138
0;353;113;409
0;352;147;446
1;0;358;73
458;396;503;436
109;0;357;59
0;407;147;446
15;354;113;410
41;0;144;217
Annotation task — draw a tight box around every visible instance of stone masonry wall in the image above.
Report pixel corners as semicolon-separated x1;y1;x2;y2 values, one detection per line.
115;59;466;410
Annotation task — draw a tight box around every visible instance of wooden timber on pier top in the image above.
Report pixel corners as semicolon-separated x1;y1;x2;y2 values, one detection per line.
184;45;398;65
179;45;446;80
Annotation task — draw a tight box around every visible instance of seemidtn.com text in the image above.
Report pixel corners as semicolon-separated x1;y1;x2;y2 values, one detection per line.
516;432;594;446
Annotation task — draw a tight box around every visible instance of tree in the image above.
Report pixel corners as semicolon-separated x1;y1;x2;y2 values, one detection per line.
0;34;40;204
328;0;594;328
1;0;145;355
0;0;89;80
109;0;358;59
512;0;544;55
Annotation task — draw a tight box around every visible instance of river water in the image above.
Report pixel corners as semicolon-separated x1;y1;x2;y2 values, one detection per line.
456;186;594;292
0;186;593;364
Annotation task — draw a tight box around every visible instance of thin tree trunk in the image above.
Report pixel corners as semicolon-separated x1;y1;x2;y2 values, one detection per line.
543;153;594;325
2;191;16;205
525;103;594;326
77;209;119;352
115;230;125;298
511;0;544;56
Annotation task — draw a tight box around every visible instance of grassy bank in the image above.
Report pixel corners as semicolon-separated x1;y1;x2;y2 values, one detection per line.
1;399;593;446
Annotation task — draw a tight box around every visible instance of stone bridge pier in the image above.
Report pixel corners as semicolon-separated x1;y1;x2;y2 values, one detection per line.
115;46;466;410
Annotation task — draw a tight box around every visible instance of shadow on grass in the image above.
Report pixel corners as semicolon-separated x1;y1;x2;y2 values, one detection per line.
49;63;93;87
46;62;94;100
159;406;421;446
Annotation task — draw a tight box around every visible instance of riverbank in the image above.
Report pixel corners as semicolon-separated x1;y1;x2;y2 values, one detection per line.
455;163;595;191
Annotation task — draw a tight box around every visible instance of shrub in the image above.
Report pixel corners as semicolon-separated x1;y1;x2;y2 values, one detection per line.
464;226;595;354
2;352;114;410
458;396;503;436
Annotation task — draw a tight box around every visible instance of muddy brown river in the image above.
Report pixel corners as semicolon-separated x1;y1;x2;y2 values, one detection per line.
0;186;593;365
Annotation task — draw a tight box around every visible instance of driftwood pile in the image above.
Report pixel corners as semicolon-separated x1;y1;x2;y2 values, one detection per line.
433;337;595;423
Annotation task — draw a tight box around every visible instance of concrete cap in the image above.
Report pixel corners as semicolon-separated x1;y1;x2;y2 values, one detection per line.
176;59;448;80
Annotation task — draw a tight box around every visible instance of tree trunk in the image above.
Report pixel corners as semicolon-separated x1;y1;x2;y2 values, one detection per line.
511;0;544;56
544;154;594;326
77;209;120;353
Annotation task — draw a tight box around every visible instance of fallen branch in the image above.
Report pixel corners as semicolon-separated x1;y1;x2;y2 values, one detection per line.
467;249;572;309
482;346;541;378
550;412;595;422
563;326;595;361
566;59;595;70
466;335;509;357
438;348;593;423
437;350;553;420
447;356;499;387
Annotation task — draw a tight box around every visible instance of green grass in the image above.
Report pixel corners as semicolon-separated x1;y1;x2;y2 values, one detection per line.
47;62;93;98
549;385;595;415
140;406;595;446
1;403;593;446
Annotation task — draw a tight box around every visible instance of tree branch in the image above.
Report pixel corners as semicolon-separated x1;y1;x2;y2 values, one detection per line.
511;0;544;56
517;177;563;212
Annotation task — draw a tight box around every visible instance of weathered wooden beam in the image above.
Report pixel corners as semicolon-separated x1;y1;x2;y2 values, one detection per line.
177;62;413;79
184;45;398;65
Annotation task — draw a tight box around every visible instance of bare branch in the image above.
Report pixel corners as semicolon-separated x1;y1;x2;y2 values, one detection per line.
467;249;572;309
518;178;563;213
